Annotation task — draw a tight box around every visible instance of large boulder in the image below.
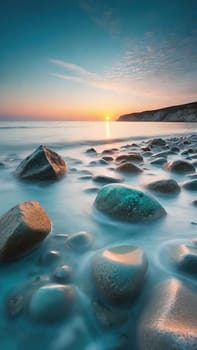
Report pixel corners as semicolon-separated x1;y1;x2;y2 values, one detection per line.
91;245;148;305
164;159;195;174
94;184;166;222
138;279;197;349
0;201;51;261
15;145;67;180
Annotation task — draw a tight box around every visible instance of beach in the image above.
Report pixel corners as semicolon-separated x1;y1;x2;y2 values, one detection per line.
0;121;197;349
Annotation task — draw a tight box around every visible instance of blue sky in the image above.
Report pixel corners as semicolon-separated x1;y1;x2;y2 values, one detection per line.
1;0;197;120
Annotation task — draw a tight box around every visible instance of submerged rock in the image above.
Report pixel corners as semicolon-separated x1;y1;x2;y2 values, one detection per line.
94;184;166;222
167;243;197;275
92;300;128;328
29;284;75;323
53;265;72;284
149;138;166;147
146;179;180;194
0;201;51;261
116;162;143;174
116;152;143;163
150;157;167;166
138;279;197;350
92;174;124;184
164;159;195;173
15;145;67;180
182;179;197;191
66;231;93;251
91;245;148;305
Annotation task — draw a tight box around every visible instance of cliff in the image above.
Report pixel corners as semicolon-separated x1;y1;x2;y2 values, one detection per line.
118;101;197;122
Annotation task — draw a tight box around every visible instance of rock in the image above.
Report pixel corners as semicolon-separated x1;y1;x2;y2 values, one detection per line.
167;243;197;275
116;162;143;174
92;300;128;328
143;151;153;157
192;199;197;207
86;147;97;154
116;152;143;163
92;174;124;184
138;279;197;350
66;231;93;251
164;159;195;173
145;179;180;194
102;156;113;162
91;245;148;305
15;145;67;180
29;284;75;323
53;265;72;283
94;184;166;222
84;187;99;193
182;179;197;191
141;146;151;152
39;250;60;266
149;138;166;147
0;201;51;261
150;157;167;166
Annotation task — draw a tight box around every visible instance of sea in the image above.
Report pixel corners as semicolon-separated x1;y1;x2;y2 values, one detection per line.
0;121;197;350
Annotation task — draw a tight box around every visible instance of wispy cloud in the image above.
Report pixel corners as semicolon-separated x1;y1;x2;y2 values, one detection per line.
50;29;197;101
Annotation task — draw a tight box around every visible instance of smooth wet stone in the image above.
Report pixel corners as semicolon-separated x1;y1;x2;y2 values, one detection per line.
94;184;166;222
53;265;72;283
150;157;167;166
170;146;180;153
84;187;99;193
143;151;153;157
79;175;92;180
138;279;197;350
0;201;51;261
29;284;75;323
66;231;93;251
92;300;128;328
116;162;143;174
102;149;117;155
164;159;195;173
141;146;151;152
146;179;180;194
116;152;143;163
102;156;113;162
15;145;67;180
167;243;197;275
91;245;148;305
92;174;124;184
149;138;166;147
151;151;168;158
39;250;60;266
191;199;197;207
182;179;197;191
86;147;97;154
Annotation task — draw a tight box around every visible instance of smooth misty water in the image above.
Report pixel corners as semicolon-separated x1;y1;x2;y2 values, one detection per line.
0;121;197;350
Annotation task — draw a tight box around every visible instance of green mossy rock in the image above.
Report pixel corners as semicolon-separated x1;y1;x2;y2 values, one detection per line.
94;184;166;222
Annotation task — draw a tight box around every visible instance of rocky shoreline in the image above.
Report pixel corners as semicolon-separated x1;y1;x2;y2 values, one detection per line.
0;134;197;349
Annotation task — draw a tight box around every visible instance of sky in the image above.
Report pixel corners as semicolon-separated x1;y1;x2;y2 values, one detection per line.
0;0;197;120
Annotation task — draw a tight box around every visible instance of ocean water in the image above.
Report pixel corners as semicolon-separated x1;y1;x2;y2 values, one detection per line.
0;121;197;350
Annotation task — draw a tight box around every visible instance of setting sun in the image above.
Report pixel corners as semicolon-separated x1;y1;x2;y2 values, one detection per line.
105;115;111;121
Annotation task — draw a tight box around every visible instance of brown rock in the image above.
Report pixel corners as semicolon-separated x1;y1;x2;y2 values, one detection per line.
0;201;51;261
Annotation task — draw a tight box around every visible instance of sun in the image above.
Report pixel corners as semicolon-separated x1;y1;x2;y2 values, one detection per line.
105;115;111;121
